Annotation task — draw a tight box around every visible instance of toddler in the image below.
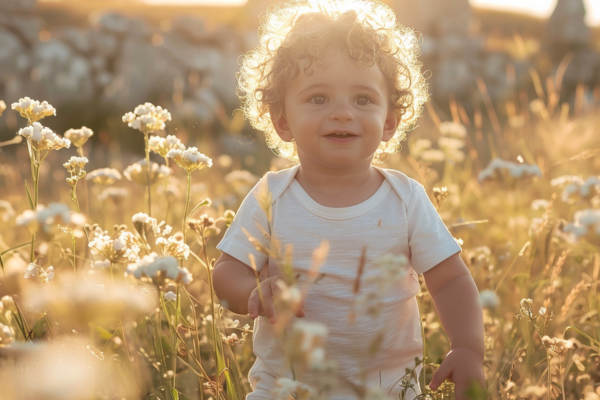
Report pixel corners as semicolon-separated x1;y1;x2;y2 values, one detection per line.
213;1;486;399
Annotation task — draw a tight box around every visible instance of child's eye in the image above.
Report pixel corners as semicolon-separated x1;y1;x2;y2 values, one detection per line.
309;95;327;105
356;95;371;105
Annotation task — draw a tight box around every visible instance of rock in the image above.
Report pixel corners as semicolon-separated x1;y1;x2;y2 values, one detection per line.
161;33;222;73
55;27;92;54
0;29;29;79
0;14;43;47
171;15;211;44
90;12;131;36
110;37;184;107
89;30;119;57
31;39;94;103
0;0;36;11
546;0;589;47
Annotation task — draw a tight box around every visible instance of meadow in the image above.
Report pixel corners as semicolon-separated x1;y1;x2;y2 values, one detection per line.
0;60;599;400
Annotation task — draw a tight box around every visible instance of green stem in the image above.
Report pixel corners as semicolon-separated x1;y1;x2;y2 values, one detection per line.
71;231;77;279
144;133;152;217
173;285;181;393
30;153;40;263
183;172;191;240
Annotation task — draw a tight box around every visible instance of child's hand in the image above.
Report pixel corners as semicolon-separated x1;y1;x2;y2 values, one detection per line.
247;264;305;324
428;347;486;400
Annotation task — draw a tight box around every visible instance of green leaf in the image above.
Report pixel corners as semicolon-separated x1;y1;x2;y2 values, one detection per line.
186;198;212;221
1;240;38;275
24;179;34;210
94;324;115;340
32;316;50;340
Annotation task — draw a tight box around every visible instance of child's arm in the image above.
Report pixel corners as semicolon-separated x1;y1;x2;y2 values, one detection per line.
423;252;485;360
422;252;486;394
213;252;261;315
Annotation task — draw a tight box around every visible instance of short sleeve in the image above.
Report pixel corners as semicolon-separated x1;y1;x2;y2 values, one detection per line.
216;177;271;273
407;182;462;275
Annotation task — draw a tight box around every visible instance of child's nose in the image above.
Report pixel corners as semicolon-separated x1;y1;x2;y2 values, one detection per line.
329;101;354;121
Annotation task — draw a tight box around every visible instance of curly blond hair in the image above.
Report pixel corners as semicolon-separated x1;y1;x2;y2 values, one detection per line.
236;0;429;164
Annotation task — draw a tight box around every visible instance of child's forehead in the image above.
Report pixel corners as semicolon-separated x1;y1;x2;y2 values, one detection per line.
289;50;387;89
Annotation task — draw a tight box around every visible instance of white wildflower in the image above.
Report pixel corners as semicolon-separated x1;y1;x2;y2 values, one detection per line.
439;121;467;138
125;253;193;286
419;148;446;163
18;122;70;152
288;320;328;369
410;139;432;159
64;127;93;148
531;199;550;210
92;260;111;269
164;291;177;301
478;158;541;187
156;236;190;260
123;103;171;134
16;203;84;236
148;135;185;158
561;176;600;203
86;168;122;185
167;147;213;173
563;209;600;246
551;175;584;188
479;289;500;309
98;187;128;204
271;377;316;400
0;322;14;344
89;229;141;264
24;263;38;279
0;200;15;222
11;97;56;123
123;159;171;185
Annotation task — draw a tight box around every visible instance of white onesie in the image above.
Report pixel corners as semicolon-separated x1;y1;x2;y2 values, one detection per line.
216;164;462;400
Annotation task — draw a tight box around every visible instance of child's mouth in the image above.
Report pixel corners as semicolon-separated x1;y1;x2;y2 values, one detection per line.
324;133;358;144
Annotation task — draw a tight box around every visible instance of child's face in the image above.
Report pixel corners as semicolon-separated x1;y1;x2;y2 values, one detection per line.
273;49;399;170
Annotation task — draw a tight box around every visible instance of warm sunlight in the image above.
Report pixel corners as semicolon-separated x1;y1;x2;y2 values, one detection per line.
140;0;600;26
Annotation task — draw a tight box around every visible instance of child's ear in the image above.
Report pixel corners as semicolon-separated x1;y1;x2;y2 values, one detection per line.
272;112;294;143
382;109;400;142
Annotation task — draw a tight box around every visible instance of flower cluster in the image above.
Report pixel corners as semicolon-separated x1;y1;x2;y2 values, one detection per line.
560;176;600;204
478;158;542;187
123;159;171;185
63;156;88;187
563;209;600;246
88;228;141;264
148;135;185;158
0;200;15;222
122;103;171;134
125;253;192;286
156;235;190;260
64;127;94;148
286;320;329;370
479;289;500;309
86;168;122;185
98;187;128;204
355;253;409;317
167;147;213;173
541;335;574;357
11;97;56;123
24;263;54;284
271;378;316;400
18;122;71;153
16;203;85;237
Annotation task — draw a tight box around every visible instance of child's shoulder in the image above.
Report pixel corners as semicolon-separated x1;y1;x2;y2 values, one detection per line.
373;166;424;206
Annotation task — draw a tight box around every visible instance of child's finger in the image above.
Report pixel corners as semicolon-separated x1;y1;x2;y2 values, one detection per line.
263;295;278;324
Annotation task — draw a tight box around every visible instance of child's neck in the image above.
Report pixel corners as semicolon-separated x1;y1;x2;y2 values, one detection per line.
294;162;385;208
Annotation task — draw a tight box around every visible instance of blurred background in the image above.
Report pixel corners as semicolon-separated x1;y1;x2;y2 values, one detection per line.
0;0;599;176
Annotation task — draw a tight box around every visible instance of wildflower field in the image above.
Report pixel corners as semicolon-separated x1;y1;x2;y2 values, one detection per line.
0;67;599;400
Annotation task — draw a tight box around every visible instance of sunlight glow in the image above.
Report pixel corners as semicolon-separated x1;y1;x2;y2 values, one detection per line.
139;0;600;26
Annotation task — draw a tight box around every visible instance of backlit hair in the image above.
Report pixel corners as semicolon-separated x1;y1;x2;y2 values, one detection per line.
236;0;429;164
